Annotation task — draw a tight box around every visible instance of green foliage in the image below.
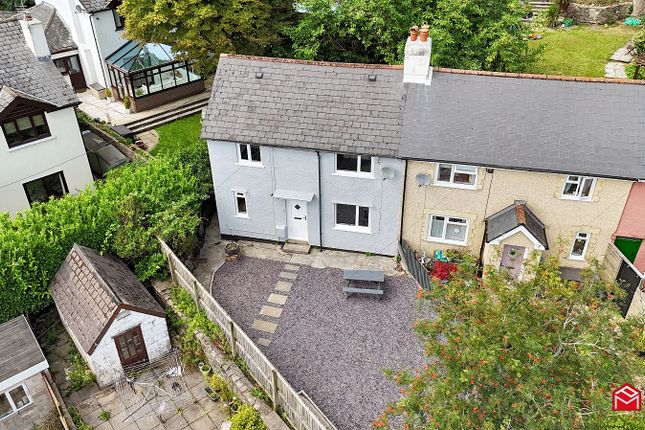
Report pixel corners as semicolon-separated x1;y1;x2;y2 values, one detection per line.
123;95;131;110
539;4;561;28
0;0;34;9
104;87;112;98
251;386;271;405
117;0;297;76
32;409;65;430
98;410;111;421
65;346;95;393
76;110;134;147
626;63;645;79
0;146;207;322
68;406;92;430
377;257;645;430
230;404;267;430
634;28;645;56
288;0;541;72
603;414;645;429
152;114;202;157
210;374;234;403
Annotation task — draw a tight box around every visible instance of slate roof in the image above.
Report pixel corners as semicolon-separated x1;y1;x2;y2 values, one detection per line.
50;245;165;355
78;0;113;13
27;2;77;54
0;316;47;383
201;55;406;157
0;18;78;109
486;201;548;249
401;68;645;180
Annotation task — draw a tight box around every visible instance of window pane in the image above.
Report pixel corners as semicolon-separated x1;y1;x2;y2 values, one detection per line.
438;164;452;182
0;393;12;418
236;194;247;214
358;206;369;227
16;117;36;139
360;156;372;173
24;172;66;205
9;386;29;409
430;216;445;238
563;182;579;196
173;65;188;85
54;58;67;74
337;154;358;172
580;178;594;197
2;122;19;145
250;145;261;162
453;171;475;185
446;219;467;242
336;204;356;225
32;114;49;136
239;144;249;161
572;234;588;256
69;56;81;73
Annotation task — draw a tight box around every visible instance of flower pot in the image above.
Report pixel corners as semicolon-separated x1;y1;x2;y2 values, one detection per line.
198;362;211;376
224;242;240;256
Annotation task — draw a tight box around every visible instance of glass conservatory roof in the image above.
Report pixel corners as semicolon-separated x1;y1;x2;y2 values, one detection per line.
106;41;179;73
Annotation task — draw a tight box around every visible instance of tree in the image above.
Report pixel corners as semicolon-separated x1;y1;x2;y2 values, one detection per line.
288;0;541;72
0;0;34;11
375;256;645;430
117;0;297;76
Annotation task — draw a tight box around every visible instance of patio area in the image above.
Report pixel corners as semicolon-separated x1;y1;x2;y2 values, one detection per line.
209;256;428;430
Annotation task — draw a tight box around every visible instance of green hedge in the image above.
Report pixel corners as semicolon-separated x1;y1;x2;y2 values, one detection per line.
0;143;211;322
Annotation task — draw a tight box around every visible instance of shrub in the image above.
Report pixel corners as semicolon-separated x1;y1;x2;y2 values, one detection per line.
68;406;92;430
210;374;234;402
540;4;561;28
105;87;112;98
634;28;645;56
65;346;95;393
123;95;131;109
230;404;267;430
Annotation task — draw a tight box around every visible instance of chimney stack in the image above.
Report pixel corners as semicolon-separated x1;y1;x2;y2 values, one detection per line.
403;23;432;85
20;15;51;60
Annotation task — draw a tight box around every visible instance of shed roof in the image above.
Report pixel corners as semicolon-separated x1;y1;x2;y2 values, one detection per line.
486;201;548;250
50;245;165;355
201;55;406;157
0;316;47;387
26;2;77;54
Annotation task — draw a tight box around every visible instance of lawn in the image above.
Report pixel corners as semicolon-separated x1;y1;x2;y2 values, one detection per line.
151;113;202;156
529;25;640;77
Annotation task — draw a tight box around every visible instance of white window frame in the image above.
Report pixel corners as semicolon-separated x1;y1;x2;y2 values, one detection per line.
569;232;590;260
334;154;374;178
236;143;262;166
234;191;248;218
560;175;596;201
0;384;32;421
434;163;478;189
334;203;371;233
427;215;469;245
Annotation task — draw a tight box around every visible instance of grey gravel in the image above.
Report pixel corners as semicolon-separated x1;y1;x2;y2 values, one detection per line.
211;256;427;430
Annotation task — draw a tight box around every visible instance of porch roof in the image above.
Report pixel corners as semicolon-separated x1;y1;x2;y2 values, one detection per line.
486;201;548;250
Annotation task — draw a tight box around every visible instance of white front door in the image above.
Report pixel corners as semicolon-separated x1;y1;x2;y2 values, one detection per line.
287;200;308;242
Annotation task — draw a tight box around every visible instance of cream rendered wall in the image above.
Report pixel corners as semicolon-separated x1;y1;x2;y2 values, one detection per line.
0;107;94;217
402;161;632;268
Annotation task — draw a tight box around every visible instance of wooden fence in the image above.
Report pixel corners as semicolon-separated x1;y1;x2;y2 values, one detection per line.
158;240;337;430
603;242;645;318
399;240;431;290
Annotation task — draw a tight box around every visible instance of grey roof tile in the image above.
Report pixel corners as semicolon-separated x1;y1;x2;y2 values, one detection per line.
0;316;46;382
27;2;77;54
78;0;112;13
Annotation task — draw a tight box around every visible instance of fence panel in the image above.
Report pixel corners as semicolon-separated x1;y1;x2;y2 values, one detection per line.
158;239;336;430
400;240;431;290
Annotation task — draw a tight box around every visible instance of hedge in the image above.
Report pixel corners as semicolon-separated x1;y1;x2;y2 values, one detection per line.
0;142;212;322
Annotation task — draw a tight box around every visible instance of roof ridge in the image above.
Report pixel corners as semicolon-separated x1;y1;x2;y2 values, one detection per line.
72;244;124;307
221;54;403;70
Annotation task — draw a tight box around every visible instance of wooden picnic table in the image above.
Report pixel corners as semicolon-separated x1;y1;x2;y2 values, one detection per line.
342;269;385;299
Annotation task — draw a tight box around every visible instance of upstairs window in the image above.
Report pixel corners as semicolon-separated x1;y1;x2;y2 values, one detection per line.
335;154;372;176
23;171;68;206
569;232;590;260
237;144;261;165
561;175;595;201
112;9;125;30
2;112;50;149
435;164;477;188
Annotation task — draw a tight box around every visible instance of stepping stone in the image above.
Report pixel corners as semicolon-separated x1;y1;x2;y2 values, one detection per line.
267;293;288;305
251;319;278;334
279;271;298;280
260;305;283;318
611;47;633;63
275;281;292;293
284;264;300;272
257;338;272;347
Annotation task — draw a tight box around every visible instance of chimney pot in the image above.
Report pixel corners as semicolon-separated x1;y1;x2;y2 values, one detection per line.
409;25;419;42
403;23;433;85
419;23;430;42
25;13;32;21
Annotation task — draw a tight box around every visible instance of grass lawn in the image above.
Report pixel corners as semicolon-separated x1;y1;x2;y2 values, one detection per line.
151;113;202;156
529;25;640;78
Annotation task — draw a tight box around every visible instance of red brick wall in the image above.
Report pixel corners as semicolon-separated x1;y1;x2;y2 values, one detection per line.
614;182;645;271
130;80;206;113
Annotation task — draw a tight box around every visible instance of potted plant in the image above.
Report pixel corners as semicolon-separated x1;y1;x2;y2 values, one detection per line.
123;95;131;114
105;87;114;103
225;242;240;257
198;362;211;376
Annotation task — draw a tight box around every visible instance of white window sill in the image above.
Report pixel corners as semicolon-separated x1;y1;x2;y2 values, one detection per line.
560;195;592;202
235;214;249;219
333;225;372;234
332;171;374;179
568;255;585;261
6;135;56;152
236;162;264;168
433;181;477;190
425;237;468;247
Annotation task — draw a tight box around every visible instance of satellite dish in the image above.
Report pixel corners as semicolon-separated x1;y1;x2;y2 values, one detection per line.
381;167;395;180
416;173;431;186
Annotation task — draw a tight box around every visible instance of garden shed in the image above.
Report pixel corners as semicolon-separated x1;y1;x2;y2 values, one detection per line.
50;244;171;388
0;316;53;430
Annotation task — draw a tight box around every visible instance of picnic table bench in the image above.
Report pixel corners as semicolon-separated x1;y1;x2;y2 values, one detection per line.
342;269;385;299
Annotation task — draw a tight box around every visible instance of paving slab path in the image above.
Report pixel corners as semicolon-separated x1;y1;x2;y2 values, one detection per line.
605;43;634;79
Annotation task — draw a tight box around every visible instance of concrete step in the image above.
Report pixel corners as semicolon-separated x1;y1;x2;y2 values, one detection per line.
529;1;552;11
282;241;311;255
125;96;210;133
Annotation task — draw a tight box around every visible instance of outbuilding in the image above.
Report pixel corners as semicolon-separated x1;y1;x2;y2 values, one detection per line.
50;244;171;387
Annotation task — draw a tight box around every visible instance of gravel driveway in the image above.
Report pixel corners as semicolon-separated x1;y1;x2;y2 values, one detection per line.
211;256;427;430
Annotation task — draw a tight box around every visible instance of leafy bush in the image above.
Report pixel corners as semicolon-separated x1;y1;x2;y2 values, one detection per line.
626;63;645;79
68;406;92;430
0;147;207;322
634;28;645;56
65;346;95;393
539;4;561;28
123;95;131;110
210;374;234;402
230;404;267;430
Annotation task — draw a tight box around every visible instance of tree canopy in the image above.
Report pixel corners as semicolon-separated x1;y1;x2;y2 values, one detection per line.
117;0;297;76
376;256;645;429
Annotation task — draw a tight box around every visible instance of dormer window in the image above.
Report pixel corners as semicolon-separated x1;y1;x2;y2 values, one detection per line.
2;111;50;149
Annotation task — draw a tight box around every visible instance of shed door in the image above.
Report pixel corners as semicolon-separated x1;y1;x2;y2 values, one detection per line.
114;325;149;367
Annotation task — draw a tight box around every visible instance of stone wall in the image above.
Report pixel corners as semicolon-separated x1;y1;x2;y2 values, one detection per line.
566;2;633;24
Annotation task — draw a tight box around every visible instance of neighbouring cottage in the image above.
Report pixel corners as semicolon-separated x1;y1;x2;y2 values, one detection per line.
50;244;171;388
0;316;54;430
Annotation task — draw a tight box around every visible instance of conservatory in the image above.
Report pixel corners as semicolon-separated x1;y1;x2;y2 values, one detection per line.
105;41;204;112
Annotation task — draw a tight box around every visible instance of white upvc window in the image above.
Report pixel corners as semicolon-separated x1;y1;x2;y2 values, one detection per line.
334;154;373;177
237;143;262;165
427;215;469;245
569;232;590;260
561;175;596;201
435;164;478;189
0;384;32;420
334;203;371;232
234;191;248;217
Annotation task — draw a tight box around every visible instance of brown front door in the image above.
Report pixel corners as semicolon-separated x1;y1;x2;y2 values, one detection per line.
500;245;526;279
114;325;149;367
53;55;87;92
